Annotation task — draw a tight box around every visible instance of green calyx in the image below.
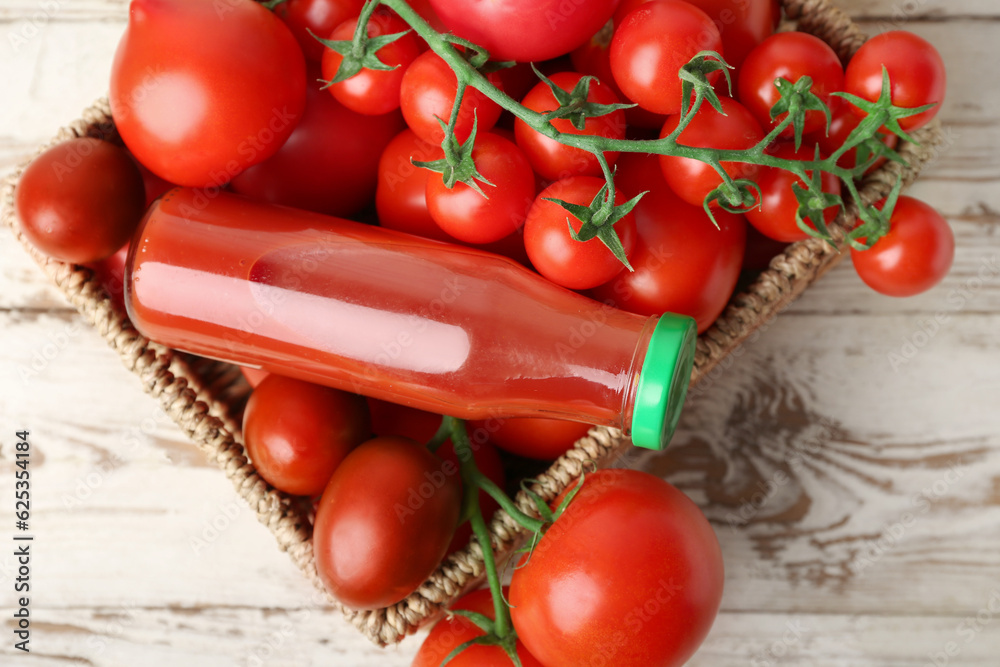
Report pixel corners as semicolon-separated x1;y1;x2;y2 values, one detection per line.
531;65;635;131
543;179;642;271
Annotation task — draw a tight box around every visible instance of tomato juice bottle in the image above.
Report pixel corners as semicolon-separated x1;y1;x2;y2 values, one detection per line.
125;188;697;449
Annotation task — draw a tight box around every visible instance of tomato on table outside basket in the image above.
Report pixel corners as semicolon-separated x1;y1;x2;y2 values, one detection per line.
109;0;307;188
15;138;145;264
851;196;954;297
509;469;724;667
313;436;461;610
427;0;619;62
469;416;592;461
592;152;746;333
243;375;371;497
412;588;545;667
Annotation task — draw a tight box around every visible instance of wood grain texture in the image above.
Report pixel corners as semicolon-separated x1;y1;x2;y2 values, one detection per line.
2;0;999;665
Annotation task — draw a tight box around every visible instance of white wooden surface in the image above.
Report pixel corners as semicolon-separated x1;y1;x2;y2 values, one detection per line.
2;2;999;665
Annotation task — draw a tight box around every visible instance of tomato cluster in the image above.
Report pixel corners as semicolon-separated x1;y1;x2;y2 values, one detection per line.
10;0;956;665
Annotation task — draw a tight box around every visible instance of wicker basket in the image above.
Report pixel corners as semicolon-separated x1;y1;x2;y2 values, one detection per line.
1;0;943;647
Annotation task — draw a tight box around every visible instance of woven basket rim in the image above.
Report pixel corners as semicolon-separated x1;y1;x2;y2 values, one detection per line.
0;0;946;647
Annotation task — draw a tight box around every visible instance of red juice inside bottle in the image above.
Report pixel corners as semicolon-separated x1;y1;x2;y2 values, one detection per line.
125;188;696;449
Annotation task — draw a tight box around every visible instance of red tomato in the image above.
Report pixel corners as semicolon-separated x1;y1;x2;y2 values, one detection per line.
426;132;535;244
242;375;370;497
400;51;504;145
509;469;724;667
110;0;306;188
313;436;461;610
610;1;723;116
240;366;270;388
815;97;899;172
275;0;364;61
15;138;145;264
232;70;403;217
844;30;946;132
744;142;842;243
524;176;637;290
376;129;452;241
413;588;545;666
87;242;131;310
514;72;626;182
427;0;619;62
132;157;176;207
592;152;746;332
469;417;591;460
437;438;506;554
738;32;844;138
851;196;954;297
321;10;422;115
742;224;789;271
659;96;765;208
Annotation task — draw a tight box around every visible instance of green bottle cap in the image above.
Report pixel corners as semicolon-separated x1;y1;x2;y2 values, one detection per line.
630;314;697;450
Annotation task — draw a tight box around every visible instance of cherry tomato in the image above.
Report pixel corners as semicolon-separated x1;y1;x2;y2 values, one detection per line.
240;367;270;388
426;132;535;244
744;142;842;243
592;152;746;332
376;129;452;241
742;224;789;272
815;97;899;173
87;242;131;310
659;96;764;208
242;375;370;497
844;30;946;132
514;72;626;182
275;0;364;61
469;416;591;460
427;0;619;62
132;157;176;208
413;588;545;667
400;51;504;145
738;32;844;138
15;138;145;264
232;70;403;217
313;436;461;610
509;469;724;667
524;176;637;290
110;0;306;187
851;196;954;297
610;0;723;116
321;10;423;115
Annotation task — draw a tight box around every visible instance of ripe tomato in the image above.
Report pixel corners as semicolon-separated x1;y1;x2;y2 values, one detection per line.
15;138;145;264
659;96;765;208
275;0;364;61
844;30;946;132
242;375;370;497
514;72;626;182
815;97;899;172
400;51;504;145
509;469;724;667
469;416;591;460
851;196;954;297
132;158;175;208
240;367;270;388
321;10;423;115
426;132;535;244
523;176;637;290
232;70;402;217
376;129;453;241
313;436;461;610
87;242;130;310
742;224;789;271
610;1;723;116
110;0;306;188
592;152;746;332
413;588;545;667
744;142;842;243
427;0;619;62
738;31;844;138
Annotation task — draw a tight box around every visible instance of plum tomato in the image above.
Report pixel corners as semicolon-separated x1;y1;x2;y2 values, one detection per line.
412;588;545;667
426;132;536;244
321;10;423;115
110;0;306;188
469;416;592;461
231;69;403;217
592;152;746;333
659;96;765;208
400;50;504;145
523;176;637;291
15;138;145;264
313;436;461;610
844;30;946;132
610;0;723;116
851;196;954;297
738;31;844;138
275;0;365;61
242;375;371;497
509;469;724;667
